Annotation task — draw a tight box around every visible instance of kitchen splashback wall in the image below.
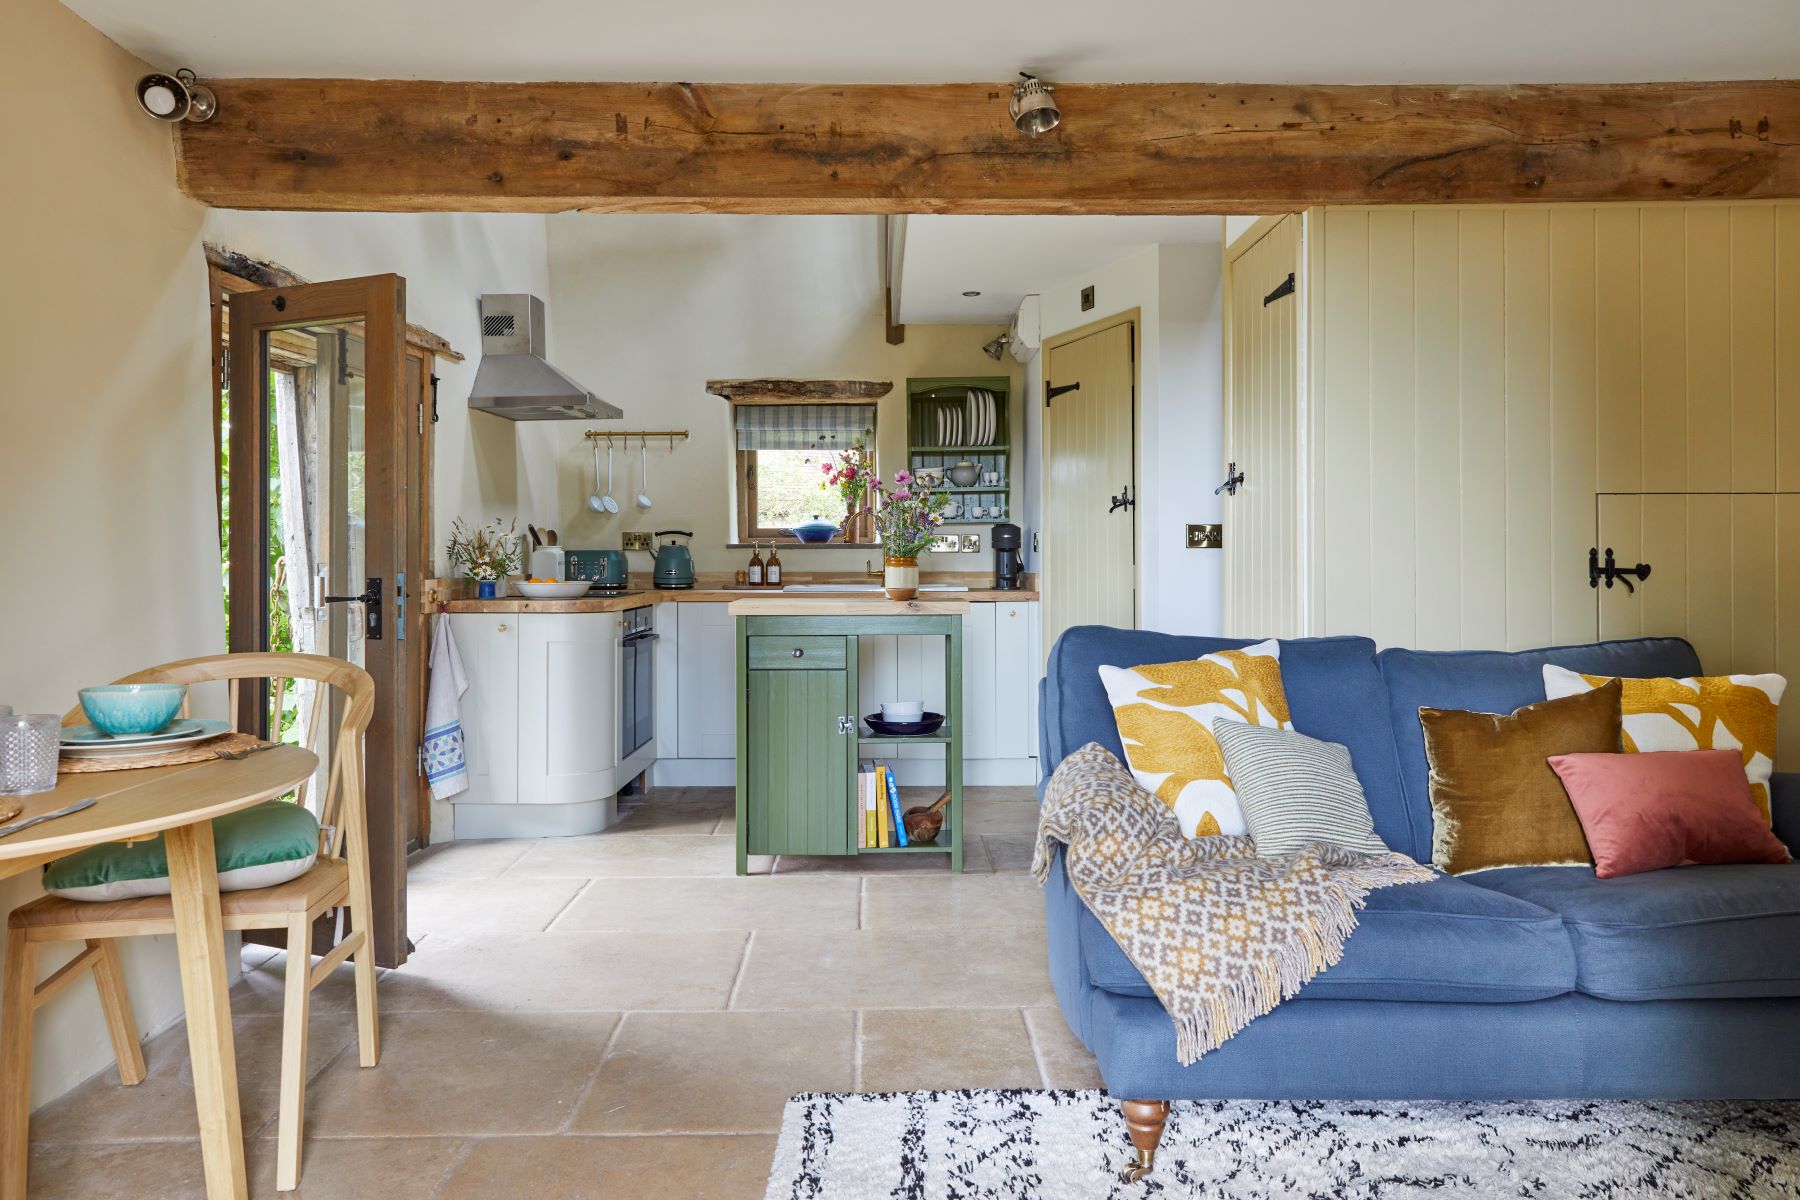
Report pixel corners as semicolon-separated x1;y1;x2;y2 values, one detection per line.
542;214;1024;573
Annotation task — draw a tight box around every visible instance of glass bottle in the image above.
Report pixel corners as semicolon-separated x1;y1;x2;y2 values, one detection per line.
747;543;764;587
766;543;783;588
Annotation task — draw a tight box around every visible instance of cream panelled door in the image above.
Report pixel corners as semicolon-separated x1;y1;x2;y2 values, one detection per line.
1223;216;1303;638
1042;317;1137;655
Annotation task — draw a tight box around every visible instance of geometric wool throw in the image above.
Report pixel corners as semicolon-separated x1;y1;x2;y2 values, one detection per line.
1033;743;1433;1065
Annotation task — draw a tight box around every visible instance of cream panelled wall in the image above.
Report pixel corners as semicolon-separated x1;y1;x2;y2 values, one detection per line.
1302;200;1800;659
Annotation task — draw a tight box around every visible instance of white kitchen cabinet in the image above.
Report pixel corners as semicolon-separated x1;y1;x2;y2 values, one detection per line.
993;600;1039;759
447;610;629;838
518;611;621;806
448;613;519;807
676;602;737;759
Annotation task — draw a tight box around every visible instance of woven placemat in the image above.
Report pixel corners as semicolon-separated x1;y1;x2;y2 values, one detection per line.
0;798;20;824
58;732;263;774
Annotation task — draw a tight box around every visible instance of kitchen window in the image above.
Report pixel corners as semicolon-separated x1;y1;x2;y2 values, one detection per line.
735;403;876;543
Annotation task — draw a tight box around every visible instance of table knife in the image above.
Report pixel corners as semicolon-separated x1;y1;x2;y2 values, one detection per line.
0;796;98;840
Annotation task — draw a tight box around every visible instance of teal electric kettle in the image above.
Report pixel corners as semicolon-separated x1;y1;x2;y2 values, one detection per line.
650;530;696;589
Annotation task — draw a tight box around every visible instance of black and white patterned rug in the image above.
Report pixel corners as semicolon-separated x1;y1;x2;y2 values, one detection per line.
765;1090;1800;1199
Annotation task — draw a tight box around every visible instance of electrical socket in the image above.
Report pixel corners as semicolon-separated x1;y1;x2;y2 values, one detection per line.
622;532;652;552
929;533;960;553
960;533;982;553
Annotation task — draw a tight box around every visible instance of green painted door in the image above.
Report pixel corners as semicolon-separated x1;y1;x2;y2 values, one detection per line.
745;666;851;856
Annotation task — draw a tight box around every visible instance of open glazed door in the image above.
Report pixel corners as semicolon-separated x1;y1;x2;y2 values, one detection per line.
226;275;416;967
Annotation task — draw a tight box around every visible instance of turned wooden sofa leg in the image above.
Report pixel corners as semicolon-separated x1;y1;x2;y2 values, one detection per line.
1120;1099;1170;1182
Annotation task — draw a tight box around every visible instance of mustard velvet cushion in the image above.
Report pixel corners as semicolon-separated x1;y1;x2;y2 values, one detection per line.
1542;664;1785;822
42;800;320;902
1419;680;1622;874
1098;639;1293;838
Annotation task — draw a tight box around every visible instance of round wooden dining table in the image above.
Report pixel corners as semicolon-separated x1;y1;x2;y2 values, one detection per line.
0;745;318;1200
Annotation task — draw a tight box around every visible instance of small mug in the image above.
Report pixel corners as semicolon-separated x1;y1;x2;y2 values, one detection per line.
970;505;988;519
992;503;1007;519
946;501;963;518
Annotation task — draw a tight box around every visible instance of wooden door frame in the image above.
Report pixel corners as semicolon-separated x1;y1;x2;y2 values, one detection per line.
226;275;413;967
1040;308;1143;631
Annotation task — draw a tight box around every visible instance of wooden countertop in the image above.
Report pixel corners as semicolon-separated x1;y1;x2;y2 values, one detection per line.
442;585;1037;613
728;596;971;616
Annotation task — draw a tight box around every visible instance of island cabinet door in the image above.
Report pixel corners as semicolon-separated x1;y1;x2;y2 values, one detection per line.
744;667;853;856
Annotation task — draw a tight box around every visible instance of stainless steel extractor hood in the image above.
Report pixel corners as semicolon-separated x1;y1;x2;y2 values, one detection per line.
469;294;621;421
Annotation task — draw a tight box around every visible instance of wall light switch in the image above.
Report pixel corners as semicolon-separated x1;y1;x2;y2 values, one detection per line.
622;532;652;552
1186;523;1223;549
1080;285;1096;312
929;533;960;553
960;533;982;553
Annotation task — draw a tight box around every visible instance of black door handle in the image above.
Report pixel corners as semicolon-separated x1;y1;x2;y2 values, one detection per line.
1588;549;1651;595
1215;462;1246;496
321;576;384;640
1108;484;1135;514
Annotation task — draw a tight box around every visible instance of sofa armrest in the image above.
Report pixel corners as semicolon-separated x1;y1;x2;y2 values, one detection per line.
1772;773;1800;854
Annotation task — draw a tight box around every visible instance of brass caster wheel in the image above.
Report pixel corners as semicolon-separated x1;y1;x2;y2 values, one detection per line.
1120;1149;1156;1183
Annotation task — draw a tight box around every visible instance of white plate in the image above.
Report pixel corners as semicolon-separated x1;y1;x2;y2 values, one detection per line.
60;718;234;758
512;580;592;599
61;718;206;747
985;390;996;445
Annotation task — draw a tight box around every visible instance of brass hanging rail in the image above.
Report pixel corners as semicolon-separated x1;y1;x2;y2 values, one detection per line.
582;430;690;449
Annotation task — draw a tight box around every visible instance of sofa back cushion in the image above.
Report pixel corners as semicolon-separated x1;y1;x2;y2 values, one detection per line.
1379;638;1701;862
1043;628;1412;854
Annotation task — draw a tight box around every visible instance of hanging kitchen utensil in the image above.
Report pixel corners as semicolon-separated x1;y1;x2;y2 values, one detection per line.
636;440;653;509
587;444;608;514
601;442;620;513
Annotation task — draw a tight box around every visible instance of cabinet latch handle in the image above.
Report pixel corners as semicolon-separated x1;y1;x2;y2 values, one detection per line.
792;648;804;657
836;715;854;735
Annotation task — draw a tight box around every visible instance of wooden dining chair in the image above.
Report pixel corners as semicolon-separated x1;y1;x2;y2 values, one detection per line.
1;652;379;1193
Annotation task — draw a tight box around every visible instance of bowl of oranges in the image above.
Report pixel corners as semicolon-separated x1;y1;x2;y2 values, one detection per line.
511;577;594;599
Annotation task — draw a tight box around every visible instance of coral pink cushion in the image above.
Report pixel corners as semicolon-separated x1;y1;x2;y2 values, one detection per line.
1547;750;1791;879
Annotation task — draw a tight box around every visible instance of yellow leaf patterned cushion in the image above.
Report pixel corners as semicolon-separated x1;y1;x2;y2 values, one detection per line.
1542;664;1785;822
1098;639;1293;838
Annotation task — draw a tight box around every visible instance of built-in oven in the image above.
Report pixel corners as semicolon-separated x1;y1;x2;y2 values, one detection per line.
618;605;657;759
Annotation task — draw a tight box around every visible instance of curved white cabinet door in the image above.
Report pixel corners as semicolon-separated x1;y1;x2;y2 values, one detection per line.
448;614;519;806
517;612;621;805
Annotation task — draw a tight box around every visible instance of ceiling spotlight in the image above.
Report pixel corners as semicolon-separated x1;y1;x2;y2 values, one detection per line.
135;68;217;123
1009;73;1061;136
962;290;982;298
982;333;1013;361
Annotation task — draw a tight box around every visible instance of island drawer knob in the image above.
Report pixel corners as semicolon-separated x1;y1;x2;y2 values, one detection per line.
792;648;804;657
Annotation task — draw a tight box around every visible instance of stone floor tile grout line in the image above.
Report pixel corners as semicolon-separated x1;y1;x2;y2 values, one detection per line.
852;1010;865;1091
423;1138;479;1200
539;876;597;933
558;1011;633;1135
1020;1005;1052;1089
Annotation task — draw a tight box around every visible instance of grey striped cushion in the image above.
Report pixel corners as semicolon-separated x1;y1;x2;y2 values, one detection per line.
1212;720;1391;857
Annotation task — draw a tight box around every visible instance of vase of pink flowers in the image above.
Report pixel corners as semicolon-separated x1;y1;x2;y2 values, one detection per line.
871;469;947;600
819;434;876;544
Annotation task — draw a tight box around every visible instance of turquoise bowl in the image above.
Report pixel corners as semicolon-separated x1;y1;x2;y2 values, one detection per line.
78;684;188;735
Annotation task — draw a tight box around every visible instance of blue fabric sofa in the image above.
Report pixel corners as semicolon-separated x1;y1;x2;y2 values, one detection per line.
1038;628;1800;1178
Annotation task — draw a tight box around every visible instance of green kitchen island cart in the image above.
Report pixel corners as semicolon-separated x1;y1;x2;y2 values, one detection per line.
731;597;967;875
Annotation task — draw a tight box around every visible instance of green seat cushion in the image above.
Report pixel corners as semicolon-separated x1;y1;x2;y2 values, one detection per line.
42;800;320;902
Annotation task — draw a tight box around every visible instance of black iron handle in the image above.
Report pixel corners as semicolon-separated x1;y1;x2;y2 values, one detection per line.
321;577;383;640
1215;463;1246;496
1588;548;1651;594
1108;484;1135;513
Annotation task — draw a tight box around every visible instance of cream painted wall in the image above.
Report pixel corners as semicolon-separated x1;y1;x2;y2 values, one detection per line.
1301;201;1800;660
1028;244;1225;637
200;209;554;566
540;215;1021;576
0;0;217;1106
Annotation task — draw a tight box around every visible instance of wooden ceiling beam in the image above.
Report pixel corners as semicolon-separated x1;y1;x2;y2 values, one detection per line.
175;79;1800;214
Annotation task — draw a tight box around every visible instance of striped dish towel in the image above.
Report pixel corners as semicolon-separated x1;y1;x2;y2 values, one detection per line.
423;612;470;801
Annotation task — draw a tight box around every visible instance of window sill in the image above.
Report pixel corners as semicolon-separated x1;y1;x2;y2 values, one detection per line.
728;541;882;550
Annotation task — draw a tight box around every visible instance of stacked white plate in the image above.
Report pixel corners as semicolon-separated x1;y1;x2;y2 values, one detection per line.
60;719;233;758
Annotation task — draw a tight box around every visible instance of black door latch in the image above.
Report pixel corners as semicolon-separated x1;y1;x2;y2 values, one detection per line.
322;576;384;640
1109;484;1135;513
1215;462;1246;496
1589;548;1651;594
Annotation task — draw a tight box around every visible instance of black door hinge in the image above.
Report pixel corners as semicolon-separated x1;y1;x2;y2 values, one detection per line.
1263;273;1296;306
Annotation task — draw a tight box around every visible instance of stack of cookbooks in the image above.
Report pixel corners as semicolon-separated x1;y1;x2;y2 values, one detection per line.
856;760;911;847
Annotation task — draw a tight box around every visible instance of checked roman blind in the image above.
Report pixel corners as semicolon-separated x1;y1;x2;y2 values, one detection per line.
733;404;876;452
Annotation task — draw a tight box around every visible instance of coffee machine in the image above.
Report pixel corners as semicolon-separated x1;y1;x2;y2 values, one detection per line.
992;523;1024;591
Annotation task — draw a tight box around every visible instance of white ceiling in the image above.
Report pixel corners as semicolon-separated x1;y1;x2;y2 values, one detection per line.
63;0;1800;84
897;216;1221;325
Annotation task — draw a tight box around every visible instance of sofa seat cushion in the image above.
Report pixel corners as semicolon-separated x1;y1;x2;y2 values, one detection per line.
1472;863;1800;1000
1080;872;1575;1004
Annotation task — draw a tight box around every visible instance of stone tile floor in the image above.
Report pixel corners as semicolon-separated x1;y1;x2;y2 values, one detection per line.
26;787;1098;1198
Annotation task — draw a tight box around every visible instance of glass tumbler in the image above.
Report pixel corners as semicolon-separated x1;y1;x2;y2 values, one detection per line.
0;714;61;796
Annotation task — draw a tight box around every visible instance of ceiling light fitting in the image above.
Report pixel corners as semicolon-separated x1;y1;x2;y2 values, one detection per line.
135;68;216;123
1009;73;1061;136
962;290;982;297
